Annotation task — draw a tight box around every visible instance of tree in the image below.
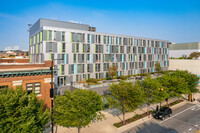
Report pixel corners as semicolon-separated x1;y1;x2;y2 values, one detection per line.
0;87;49;133
106;81;144;124
108;65;118;78
189;52;200;59
160;72;188;102
54;89;105;133
155;62;161;72
136;76;162;115
171;70;199;100
156;77;169;108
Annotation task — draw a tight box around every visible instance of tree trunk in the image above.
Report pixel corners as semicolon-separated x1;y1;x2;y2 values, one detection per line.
122;112;125;124
160;102;161;109
78;127;81;133
178;97;180;102
147;106;150;116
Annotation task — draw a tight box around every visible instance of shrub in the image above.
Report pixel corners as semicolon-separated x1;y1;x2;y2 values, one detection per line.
105;78;112;80
86;78;98;84
117;76;128;80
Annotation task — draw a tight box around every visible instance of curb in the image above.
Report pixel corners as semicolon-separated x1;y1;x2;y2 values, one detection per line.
170;100;187;109
117;100;188;133
117;115;151;133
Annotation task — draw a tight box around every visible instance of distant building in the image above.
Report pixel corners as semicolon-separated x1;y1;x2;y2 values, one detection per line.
0;59;54;107
169;42;200;58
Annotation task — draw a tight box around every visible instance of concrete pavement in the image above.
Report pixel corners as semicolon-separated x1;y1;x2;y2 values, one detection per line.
45;96;190;133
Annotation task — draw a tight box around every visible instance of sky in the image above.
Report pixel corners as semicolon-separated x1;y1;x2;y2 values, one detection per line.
0;0;200;50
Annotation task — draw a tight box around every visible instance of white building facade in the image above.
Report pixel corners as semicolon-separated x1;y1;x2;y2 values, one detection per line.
29;19;169;86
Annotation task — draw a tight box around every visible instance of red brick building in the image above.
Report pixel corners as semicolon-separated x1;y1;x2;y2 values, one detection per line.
0;59;54;107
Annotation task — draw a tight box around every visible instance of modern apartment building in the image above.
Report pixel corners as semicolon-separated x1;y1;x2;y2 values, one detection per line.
29;18;169;86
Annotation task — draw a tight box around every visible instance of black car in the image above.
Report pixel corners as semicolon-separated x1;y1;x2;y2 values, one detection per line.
153;107;172;120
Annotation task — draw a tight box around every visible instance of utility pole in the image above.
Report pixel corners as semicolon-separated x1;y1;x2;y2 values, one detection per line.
50;58;63;133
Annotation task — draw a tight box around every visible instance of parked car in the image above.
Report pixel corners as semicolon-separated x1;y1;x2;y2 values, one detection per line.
153;107;172;120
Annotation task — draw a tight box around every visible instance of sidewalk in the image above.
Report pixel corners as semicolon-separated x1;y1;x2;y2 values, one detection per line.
46;96;192;133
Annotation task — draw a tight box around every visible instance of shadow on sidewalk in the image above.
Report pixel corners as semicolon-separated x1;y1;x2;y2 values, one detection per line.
124;122;178;133
104;108;123;122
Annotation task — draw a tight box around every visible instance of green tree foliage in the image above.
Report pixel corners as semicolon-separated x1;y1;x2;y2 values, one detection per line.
0;87;49;133
54;89;105;133
155;62;161;72
108;65;118;78
106;81;144;124
171;70;199;94
160;73;188;102
189;52;200;59
136;76;162;115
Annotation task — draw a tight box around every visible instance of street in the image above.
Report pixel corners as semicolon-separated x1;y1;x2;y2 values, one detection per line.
123;103;200;133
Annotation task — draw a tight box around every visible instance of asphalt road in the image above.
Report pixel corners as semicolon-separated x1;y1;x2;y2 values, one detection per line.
123;102;200;133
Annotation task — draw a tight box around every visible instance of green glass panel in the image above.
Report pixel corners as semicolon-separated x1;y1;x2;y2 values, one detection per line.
47;30;49;41
40;31;42;42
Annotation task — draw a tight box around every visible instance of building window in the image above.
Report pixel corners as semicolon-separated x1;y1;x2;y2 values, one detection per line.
51;54;54;60
0;85;8;91
49;42;53;52
103;36;107;44
77;64;81;73
73;54;76;63
26;83;41;95
71;32;75;42
49;31;52;41
54;31;56;41
62;54;65;64
62;43;65;52
61;65;65;75
62;32;65;41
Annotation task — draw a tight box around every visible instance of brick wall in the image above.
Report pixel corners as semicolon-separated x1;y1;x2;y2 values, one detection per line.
0;59;29;63
0;74;52;108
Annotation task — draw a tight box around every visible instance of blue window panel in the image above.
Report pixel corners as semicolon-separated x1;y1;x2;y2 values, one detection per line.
152;68;154;72
166;49;168;54
160;42;162;48
156;55;158;61
153;48;154;54
144;62;147;68
89;34;92;43
65;54;67;64
108;45;110;53
135;69;137;75
132;54;134;62
112;54;114;62
165;55;167;60
122;54;124;62
125;63;127;70
90;54;92;63
74;64;76;74
135;39;137;46
109;36;111;45
160;61;162;67
118;71;120;76
144;47;147;54
117;37;120;45
166;61;168;67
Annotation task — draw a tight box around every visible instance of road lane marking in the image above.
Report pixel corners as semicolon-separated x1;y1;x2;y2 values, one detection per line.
195;108;200;111
195;125;198;127
158;104;197;124
188;128;192;131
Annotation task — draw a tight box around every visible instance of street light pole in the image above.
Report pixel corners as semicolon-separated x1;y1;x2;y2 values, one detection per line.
50;58;63;133
50;60;54;133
